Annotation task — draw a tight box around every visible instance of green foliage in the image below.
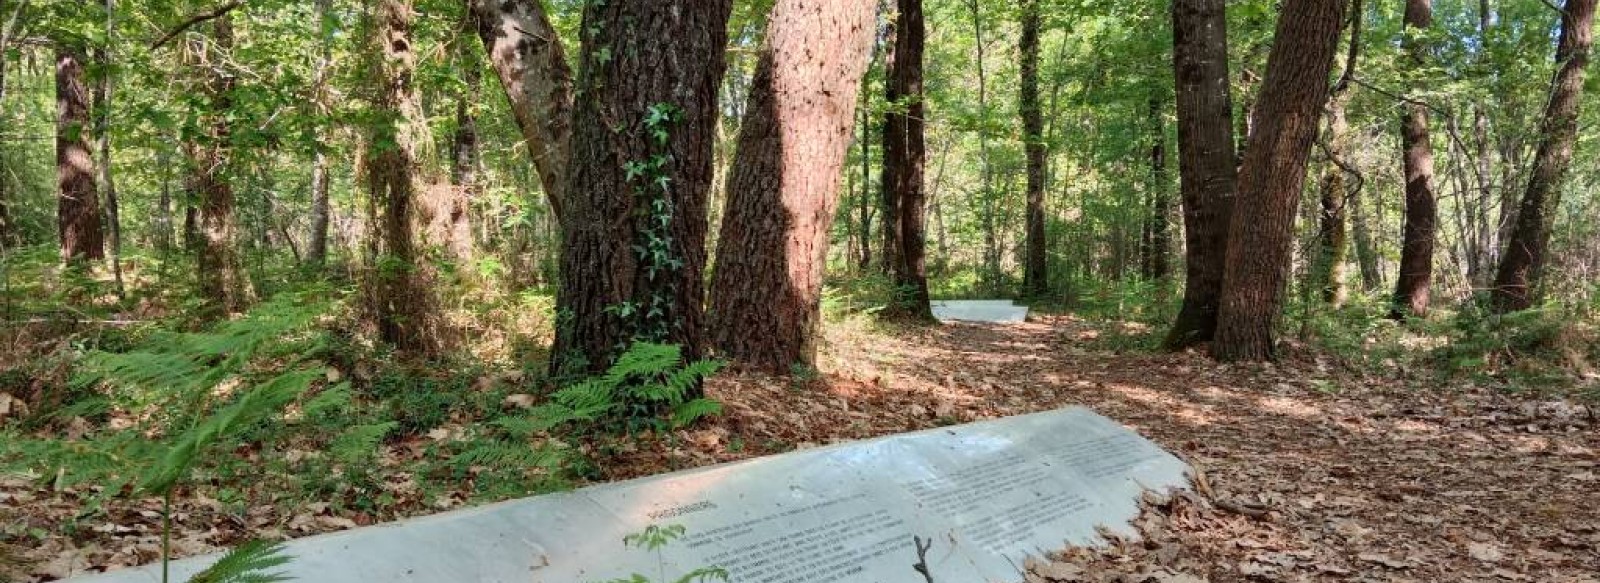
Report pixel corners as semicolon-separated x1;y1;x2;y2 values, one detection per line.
521;342;724;435
330;422;398;465
599;525;730;583
141;370;320;495
185;540;291;583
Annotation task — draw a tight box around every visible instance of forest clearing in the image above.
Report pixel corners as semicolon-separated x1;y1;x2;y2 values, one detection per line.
3;0;1600;580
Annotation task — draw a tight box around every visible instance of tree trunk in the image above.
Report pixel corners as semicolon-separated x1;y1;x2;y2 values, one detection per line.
1212;0;1347;362
429;30;480;262
1142;95;1172;282
550;0;733;376
469;0;571;221
192;18;254;316
1312;0;1361;307
1491;0;1595;312
364;0;438;351
967;0;999;292
1163;0;1236;349
307;0;333;266
94;0;123;296
1391;0;1438;319
57;44;104;264
878;13;902;277
1020;0;1048;296
880;0;932;320
707;0;876;372
1350;178;1382;290
856;78;874;271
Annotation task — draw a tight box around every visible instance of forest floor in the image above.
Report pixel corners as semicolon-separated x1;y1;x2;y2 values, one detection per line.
5;313;1599;582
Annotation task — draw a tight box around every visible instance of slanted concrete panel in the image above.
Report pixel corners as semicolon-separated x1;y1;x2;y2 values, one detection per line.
69;407;1187;583
931;300;1030;323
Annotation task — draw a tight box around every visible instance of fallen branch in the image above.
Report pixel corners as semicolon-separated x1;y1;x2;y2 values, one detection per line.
149;1;242;49
911;535;935;583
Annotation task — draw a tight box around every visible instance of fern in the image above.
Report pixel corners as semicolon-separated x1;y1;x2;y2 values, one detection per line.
141;369;319;495
539;342;723;434
330;422;397;465
185;540;291;583
450;441;563;472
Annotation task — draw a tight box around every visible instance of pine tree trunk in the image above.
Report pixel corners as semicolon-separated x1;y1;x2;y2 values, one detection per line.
1164;0;1236;349
56;44;104;264
878;12;902;277
469;0;571;221
550;0;733;376
192;18;254;316
1391;0;1438;319
881;0;933;320
1020;0;1048;296
1212;0;1347;362
707;0;876;372
1491;0;1595;312
94;0;123;296
1143;95;1172;281
364;0;438;352
307;0;333;266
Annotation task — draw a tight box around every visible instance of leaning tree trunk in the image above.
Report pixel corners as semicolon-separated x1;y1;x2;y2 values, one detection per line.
56;44;105;264
1163;0;1237;350
1020;0;1048;296
880;0;933;320
307;0;333;266
1491;0;1595;312
469;0;571;222
1212;0;1347;362
192;17;254;316
363;0;438;352
707;0;876;373
1391;0;1438;319
550;0;733;376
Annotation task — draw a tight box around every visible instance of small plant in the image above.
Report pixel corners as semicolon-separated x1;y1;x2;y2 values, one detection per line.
599;524;729;583
524;342;724;435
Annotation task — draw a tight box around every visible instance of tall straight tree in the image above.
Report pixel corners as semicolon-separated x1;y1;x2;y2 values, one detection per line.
880;0;933;320
191;17;254;315
1019;0;1048;296
1212;0;1347;362
306;0;333;266
550;0;733;376
1163;0;1236;350
1141;95;1172;281
1491;0;1596;312
877;12;902;276
363;0;437;351
1312;0;1362;307
1391;0;1438;319
469;0;571;221
56;39;104;264
708;0;877;372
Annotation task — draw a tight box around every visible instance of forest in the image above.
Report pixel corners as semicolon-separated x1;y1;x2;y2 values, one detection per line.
1;0;1598;580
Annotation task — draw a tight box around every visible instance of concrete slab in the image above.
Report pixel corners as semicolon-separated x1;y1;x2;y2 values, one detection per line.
68;407;1188;583
931;300;1029;323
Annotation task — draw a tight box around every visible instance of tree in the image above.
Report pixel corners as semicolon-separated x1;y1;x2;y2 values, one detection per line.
306;0;333;267
57;38;104;264
422;30;480;262
468;0;571;221
1020;0;1047;297
550;0;733;376
1391;0;1438;319
1311;0;1363;308
1491;0;1596;312
880;0;932;320
1140;95;1172;282
707;0;877;373
1212;0;1348;362
1163;0;1236;350
191;17;254;316
93;0;124;295
363;0;437;351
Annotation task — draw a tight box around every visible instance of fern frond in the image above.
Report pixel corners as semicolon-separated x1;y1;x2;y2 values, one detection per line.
669;398;723;429
186;539;291;583
330;422;397;465
141;369;318;494
451;442;562;472
303;382;353;418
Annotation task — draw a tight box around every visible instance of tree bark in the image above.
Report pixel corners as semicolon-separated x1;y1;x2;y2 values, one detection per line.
1212;0;1347;362
880;0;932;320
57;43;105;264
468;0;571;222
1491;0;1595;312
363;0;438;351
1020;0;1047;296
307;0;333;266
94;0;124;296
550;0;732;376
1163;0;1236;349
192;17;254;316
427;29;480;262
707;0;876;373
1142;95;1172;282
1312;0;1361;307
877;13;902;276
1391;0;1438;319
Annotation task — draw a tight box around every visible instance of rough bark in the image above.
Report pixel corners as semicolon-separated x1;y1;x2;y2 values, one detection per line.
1212;0;1347;362
707;0;876;372
364;0;438;351
56;44;104;264
880;0;932;320
1020;0;1047;296
878;13;902;276
1163;0;1236;350
192;18;254;316
307;0;333;266
550;0;732;376
1491;0;1595;312
468;0;571;221
1391;0;1438;319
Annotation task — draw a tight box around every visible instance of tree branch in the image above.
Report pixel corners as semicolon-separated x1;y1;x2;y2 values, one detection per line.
149;1;242;49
